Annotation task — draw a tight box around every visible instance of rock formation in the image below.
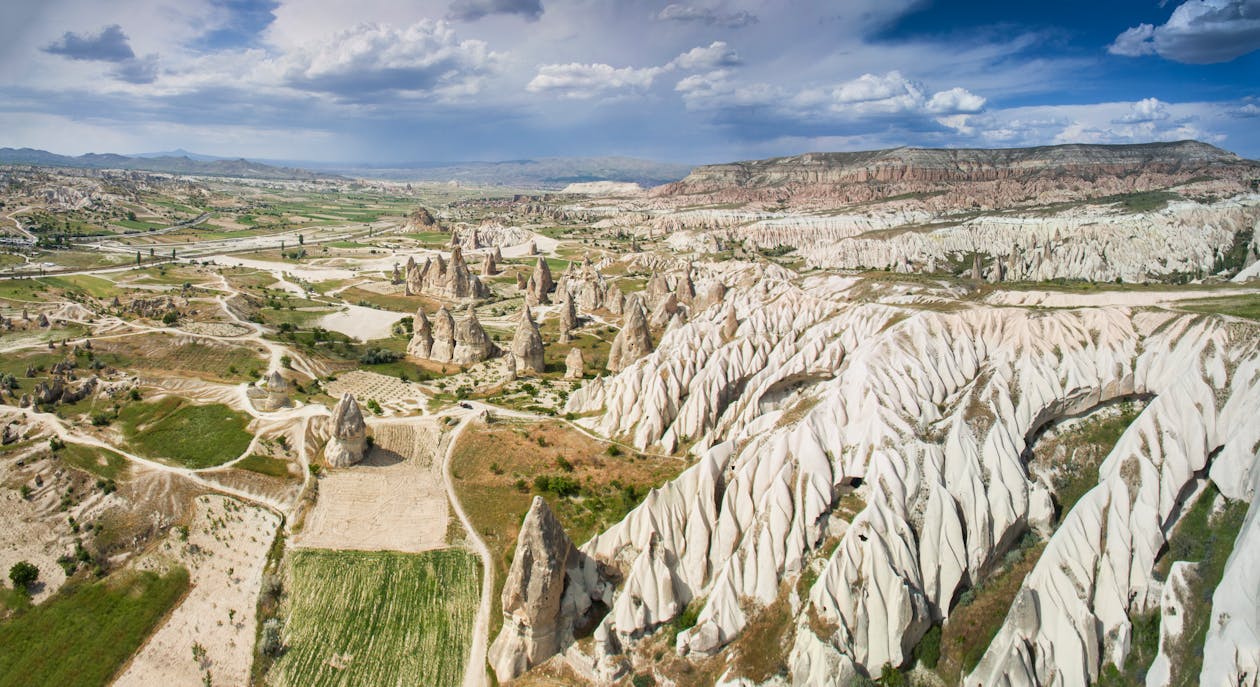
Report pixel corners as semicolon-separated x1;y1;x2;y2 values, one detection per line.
540;275;1260;684
248;370;291;411
429;306;456;363
606;296;652;372
649;292;681;329
564;347;584;379
654;141;1260;208
407;308;433;359
324;393;368;467
404;206;440;231
528;257;554;304
404;246;490;300
558;296;578;343
453;305;498;365
482;250;498;276
510;306;545;375
488;497;587;682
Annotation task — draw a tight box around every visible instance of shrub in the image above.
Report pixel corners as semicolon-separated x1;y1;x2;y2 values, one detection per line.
9;561;38;591
914;625;941;669
260;618;284;656
534;474;580;498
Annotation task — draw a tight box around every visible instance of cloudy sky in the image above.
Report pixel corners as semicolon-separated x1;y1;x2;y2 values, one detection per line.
1;0;1258;163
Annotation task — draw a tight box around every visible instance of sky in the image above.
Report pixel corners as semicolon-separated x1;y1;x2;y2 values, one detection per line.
0;0;1258;164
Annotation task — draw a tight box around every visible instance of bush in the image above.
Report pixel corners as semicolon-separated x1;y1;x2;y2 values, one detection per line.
260;617;284;656
914;625;941;669
161;311;179;326
9;561;38;591
534;474;580;498
358;348;400;365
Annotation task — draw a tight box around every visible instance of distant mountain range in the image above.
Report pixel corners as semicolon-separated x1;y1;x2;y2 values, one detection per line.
0;147;340;181
0;147;695;188
299;156;695;189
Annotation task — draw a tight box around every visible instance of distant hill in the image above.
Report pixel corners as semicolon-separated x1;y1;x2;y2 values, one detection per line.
0;147;341;181
654;140;1260;206
317;156;694;189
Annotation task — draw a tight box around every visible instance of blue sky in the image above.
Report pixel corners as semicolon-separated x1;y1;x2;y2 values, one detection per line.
0;0;1257;163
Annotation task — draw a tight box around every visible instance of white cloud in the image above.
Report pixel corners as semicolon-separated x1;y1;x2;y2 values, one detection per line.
668;41;741;70
277;21;498;99
1109;0;1260;64
926;87;987;114
1118;97;1171;122
679;70;985;120
526;62;664;99
655;4;757;28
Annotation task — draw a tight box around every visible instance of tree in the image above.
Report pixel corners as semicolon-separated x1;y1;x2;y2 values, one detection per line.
9;561;38;591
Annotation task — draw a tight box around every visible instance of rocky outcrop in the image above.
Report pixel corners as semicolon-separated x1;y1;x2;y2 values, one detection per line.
488;497;587;682
655;141;1260;208
404;206;440;231
565;347;585;379
559;296;578;343
404;246;490;301
606;296;652;372
482;251;498;276
324;393;368;467
430;306;456;363
453;305;498;365
511;306;545;375
550;272;1260;684
527;257;555;305
407;308;434;359
248;370;291;411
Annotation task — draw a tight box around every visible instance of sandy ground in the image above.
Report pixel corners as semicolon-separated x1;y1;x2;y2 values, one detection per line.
114;494;280;687
295;420;448;553
316;304;407;341
0;473;71;604
984;286;1260;308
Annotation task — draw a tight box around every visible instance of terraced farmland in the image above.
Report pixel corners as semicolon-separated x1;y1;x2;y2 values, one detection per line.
267;549;479;687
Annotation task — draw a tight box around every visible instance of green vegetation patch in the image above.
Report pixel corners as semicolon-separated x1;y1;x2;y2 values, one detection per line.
0;567;190;687
1178;293;1260;322
56;443;129;481
268;549;479;687
117;397;253;468
235;454;293;478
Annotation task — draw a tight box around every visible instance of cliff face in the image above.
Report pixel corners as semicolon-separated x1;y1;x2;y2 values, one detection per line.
654;141;1259;206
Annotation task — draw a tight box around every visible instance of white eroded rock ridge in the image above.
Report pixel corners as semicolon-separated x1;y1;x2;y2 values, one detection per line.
493;268;1260;685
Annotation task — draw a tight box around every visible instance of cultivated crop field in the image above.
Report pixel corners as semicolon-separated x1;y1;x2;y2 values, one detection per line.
267;549;479;687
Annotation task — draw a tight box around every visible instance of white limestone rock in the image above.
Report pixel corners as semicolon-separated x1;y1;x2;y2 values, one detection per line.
324;393;368;467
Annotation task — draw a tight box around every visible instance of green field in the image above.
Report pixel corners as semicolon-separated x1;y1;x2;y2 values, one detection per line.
56;443;130;481
267;549;479;687
1178;293;1260;321
117;398;254;468
0;568;189;687
235;453;293;478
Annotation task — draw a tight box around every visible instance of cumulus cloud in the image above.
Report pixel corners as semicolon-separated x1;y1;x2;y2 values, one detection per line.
669;41;741;70
43;24;135;62
655;3;757;28
526;63;664;99
279;21;497;99
1118;97;1171;122
448;0;543;22
674;69;987;142
1109;0;1260;64
528;42;743;100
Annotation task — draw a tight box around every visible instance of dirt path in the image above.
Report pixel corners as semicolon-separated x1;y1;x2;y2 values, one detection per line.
440;409;494;687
